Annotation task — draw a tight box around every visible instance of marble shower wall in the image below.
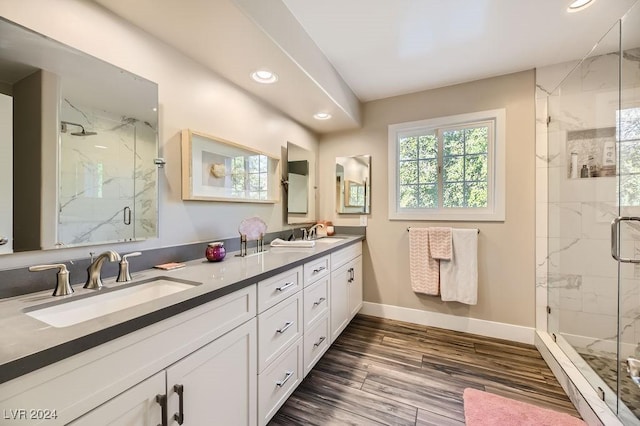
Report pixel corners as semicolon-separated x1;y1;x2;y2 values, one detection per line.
58;99;157;247
536;45;640;359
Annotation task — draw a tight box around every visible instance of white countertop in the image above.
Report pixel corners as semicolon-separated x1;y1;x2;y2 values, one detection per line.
0;235;363;384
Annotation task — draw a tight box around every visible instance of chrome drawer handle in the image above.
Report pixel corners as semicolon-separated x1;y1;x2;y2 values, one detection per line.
276;281;295;292
313;266;326;274
313;297;326;306
276;321;293;334
276;371;293;387
313;336;326;347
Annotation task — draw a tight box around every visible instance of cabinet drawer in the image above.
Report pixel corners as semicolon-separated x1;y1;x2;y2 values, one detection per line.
258;292;302;372
303;314;330;376
258;337;303;426
257;266;302;313
303;255;330;287
330;242;362;269
303;277;329;330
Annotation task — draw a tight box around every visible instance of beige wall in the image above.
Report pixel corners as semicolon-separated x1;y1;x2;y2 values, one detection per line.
318;70;536;327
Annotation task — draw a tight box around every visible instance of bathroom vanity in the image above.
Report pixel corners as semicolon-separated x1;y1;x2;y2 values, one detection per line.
0;236;363;425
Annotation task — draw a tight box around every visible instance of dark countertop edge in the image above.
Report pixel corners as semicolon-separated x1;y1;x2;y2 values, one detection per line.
0;236;364;385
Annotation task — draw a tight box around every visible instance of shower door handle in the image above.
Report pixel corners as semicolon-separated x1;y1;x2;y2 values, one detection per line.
611;217;640;263
123;206;132;225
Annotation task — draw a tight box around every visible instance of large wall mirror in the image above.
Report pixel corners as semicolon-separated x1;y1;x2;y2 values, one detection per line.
0;18;159;255
285;142;316;225
336;155;371;214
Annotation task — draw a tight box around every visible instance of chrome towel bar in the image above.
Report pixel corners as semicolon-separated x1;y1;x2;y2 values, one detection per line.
407;227;479;234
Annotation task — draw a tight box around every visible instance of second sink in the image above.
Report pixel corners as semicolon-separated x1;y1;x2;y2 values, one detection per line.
25;277;200;328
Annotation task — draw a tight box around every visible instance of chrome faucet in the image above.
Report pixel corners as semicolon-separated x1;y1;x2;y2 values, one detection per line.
307;223;325;240
85;250;121;290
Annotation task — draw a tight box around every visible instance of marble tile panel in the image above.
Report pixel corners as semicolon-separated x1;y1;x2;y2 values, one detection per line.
548;202;582;239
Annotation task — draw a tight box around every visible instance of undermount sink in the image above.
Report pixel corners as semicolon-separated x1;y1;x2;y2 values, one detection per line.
314;237;344;244
24;277;200;328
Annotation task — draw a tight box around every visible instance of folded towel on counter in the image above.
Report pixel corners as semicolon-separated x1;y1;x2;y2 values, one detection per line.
428;227;452;260
270;238;316;248
409;228;440;295
440;229;478;305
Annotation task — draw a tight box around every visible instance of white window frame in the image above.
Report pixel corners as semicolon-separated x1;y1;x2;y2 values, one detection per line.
388;109;506;221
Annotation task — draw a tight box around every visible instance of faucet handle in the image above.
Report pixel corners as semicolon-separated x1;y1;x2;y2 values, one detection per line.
116;252;142;283
29;264;74;297
122;251;142;261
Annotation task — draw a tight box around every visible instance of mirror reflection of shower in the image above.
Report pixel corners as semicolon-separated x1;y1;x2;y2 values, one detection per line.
60;121;97;136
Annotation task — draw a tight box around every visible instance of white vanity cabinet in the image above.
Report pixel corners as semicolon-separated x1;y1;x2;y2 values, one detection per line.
256;267;304;426
330;243;363;343
1;238;364;426
165;318;257;426
0;285;257;425
71;319;257;426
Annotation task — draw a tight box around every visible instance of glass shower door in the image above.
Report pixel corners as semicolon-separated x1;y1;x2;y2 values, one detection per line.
546;19;623;416
616;2;640;422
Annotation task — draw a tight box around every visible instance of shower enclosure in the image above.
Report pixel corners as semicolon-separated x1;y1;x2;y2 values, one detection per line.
58;100;158;247
543;2;640;423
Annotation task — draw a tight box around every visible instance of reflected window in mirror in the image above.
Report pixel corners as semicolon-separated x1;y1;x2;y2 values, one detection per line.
336;155;371;214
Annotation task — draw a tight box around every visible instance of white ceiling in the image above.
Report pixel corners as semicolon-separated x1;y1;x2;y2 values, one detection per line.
94;0;638;133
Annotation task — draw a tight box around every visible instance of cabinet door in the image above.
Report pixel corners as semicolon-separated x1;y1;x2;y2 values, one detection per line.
330;262;350;343
166;319;257;426
348;256;363;320
69;372;164;426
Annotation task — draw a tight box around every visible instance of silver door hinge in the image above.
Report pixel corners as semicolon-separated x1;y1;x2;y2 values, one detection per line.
597;387;605;401
154;158;166;168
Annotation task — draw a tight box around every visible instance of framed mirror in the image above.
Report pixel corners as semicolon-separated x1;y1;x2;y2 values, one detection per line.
0;18;159;254
285;142;316;224
336;155;371;214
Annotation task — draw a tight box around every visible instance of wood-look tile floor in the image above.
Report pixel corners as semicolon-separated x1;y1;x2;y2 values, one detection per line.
269;314;581;425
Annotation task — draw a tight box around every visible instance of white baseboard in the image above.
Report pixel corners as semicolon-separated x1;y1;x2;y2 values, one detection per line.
359;302;535;344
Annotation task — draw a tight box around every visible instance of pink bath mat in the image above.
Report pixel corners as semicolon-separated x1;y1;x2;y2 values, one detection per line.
463;388;586;426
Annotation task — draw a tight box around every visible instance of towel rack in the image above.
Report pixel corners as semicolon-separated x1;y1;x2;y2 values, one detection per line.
407;227;479;234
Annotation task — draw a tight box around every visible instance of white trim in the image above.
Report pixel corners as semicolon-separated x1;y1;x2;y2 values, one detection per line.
388;108;506;222
359;302;534;344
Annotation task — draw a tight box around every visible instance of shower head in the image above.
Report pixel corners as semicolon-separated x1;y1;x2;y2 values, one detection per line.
70;130;97;136
61;121;97;136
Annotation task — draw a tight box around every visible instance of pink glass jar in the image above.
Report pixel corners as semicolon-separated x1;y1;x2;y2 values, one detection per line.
206;242;226;262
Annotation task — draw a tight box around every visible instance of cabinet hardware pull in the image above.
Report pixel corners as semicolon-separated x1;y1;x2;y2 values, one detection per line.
155;394;168;426
276;281;295;292
313;266;326;273
173;384;185;425
313;336;326;347
276;321;293;334
123;206;132;225
276;371;294;387
313;297;326;306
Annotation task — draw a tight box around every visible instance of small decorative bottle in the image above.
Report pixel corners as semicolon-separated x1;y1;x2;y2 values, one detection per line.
580;165;589;178
206;242;226;262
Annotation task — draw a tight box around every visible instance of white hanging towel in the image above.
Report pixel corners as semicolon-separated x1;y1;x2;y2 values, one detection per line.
408;228;440;295
440;229;478;305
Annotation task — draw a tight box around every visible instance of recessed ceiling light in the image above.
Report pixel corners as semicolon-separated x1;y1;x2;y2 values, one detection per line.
313;112;332;120
251;69;278;84
568;0;594;12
